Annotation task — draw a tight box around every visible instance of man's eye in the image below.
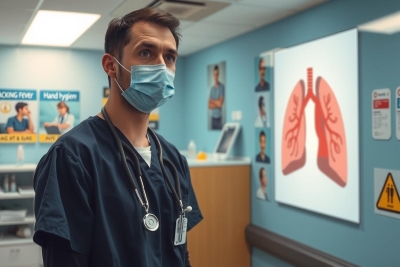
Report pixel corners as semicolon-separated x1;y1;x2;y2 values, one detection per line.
165;54;176;62
140;50;151;57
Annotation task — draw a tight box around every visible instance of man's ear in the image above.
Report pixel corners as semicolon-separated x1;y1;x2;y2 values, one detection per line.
102;53;117;80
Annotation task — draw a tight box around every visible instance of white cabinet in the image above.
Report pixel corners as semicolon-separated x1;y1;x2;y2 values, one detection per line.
0;164;41;267
0;244;40;267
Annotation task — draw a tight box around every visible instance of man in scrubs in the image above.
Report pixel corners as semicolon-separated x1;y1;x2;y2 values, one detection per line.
6;102;34;133
33;7;203;267
208;65;225;130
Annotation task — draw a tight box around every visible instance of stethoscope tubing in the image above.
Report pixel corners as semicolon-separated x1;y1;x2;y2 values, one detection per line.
101;107;183;212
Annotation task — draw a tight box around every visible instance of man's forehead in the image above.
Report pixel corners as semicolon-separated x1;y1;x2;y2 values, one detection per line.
130;21;176;46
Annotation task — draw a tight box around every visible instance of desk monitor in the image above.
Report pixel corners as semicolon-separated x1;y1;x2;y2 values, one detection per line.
213;122;241;160
45;126;61;135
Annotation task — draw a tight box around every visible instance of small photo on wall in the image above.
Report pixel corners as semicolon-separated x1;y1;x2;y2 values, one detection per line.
207;61;226;130
254;54;272;92
39;90;80;143
254;54;272;128
255;164;271;201
255;92;270;128
255;128;272;164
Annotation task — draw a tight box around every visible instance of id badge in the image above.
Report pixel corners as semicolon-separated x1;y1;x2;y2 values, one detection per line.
174;216;188;246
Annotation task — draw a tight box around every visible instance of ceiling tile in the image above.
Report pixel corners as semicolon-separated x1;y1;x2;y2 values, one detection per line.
183;21;254;37
0;24;27;45
0;0;39;10
0;8;34;24
238;0;326;9
40;0;125;14
181;33;226;46
180;20;196;30
70;15;114;51
203;4;293;27
178;45;204;56
111;0;154;17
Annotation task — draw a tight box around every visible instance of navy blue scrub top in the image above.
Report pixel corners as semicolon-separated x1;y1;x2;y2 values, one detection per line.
33;116;203;267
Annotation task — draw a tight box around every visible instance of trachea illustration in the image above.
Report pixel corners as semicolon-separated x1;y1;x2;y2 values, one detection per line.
281;68;347;187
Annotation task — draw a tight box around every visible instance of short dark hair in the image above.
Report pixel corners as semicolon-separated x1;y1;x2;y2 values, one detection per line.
15;102;27;113
258;96;264;109
259;130;266;140
214;65;219;71
259;167;265;181
105;7;181;85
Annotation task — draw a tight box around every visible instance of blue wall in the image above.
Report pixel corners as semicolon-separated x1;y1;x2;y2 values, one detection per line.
182;1;400;266
0;46;186;164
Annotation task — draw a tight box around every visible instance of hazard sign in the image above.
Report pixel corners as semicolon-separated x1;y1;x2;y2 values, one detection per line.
376;173;400;213
374;168;400;219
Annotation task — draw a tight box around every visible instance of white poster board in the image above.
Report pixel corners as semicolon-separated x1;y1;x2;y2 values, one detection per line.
274;29;359;223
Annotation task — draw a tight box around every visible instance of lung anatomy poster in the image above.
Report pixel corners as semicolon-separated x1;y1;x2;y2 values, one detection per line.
274;29;359;223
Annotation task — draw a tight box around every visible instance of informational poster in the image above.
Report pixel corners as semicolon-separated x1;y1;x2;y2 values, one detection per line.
0;89;37;143
372;88;391;140
102;87;110;106
274;29;359;223
254;51;275;202
207;61;226;131
396;87;400;140
39;90;80;143
149;108;159;130
374;168;400;220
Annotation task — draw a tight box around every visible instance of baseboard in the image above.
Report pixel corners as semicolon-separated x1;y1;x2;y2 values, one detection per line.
245;224;359;267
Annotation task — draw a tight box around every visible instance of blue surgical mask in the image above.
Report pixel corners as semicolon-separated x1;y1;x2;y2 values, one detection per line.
113;57;175;113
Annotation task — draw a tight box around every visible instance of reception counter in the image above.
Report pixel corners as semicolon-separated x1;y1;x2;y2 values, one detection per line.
186;157;251;267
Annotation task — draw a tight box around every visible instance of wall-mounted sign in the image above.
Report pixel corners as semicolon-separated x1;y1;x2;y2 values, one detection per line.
0;89;37;143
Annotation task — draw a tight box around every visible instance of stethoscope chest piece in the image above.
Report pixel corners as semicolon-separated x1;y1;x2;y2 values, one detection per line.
143;213;159;231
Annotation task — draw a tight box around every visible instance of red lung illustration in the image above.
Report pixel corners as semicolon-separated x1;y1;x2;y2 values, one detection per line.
315;77;347;186
281;68;347;187
281;80;306;175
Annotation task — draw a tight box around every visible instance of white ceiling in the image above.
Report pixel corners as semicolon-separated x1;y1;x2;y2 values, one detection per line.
0;0;328;55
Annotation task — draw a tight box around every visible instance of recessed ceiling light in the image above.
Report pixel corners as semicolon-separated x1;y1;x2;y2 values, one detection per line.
22;10;101;47
358;11;400;34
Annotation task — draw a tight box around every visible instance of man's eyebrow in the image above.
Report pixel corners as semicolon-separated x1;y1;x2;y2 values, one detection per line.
167;48;178;57
136;42;178;57
137;42;157;49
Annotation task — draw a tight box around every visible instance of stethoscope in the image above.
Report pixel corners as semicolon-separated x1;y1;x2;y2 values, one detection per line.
58;113;68;123
101;107;192;232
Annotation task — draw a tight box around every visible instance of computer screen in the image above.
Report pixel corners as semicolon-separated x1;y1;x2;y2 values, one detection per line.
216;127;236;153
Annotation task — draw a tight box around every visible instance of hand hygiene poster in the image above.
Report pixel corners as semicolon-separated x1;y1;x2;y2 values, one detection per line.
274;29;360;223
0;89;38;143
39;90;80;143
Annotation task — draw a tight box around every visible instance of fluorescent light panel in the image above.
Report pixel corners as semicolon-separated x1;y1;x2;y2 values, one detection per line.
358;11;400;34
22;10;101;47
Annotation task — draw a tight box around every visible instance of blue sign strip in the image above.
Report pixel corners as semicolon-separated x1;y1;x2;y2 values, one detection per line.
0;89;37;100
40;91;80;102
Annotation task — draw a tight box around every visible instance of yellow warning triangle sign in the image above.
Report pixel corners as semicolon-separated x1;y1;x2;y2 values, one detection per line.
376;173;400;214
